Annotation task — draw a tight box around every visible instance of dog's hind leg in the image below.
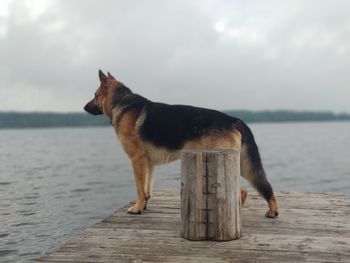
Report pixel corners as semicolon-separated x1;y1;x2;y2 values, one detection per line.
235;122;279;218
240;188;248;206
240;145;279;218
143;162;154;210
128;154;148;214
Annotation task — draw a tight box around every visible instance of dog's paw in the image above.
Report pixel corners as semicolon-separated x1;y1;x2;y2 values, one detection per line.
127;205;142;215
265;209;279;218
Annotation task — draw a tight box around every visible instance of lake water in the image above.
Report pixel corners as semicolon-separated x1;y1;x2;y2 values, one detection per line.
0;122;349;262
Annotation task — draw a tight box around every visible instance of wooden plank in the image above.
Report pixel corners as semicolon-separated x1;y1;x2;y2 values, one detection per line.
148;197;349;211
103;206;349;233
91;223;347;238
52;230;350;255
153;188;346;198
100;215;348;234
107;205;350;224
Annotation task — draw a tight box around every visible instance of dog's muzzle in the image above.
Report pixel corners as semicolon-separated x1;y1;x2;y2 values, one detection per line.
84;103;103;115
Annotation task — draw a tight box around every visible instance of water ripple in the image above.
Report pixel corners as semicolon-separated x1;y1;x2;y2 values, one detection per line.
0;250;17;257
0;182;13;186
70;188;91;193
11;222;38;227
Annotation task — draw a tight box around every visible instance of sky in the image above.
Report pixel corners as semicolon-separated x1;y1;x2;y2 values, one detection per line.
0;0;349;113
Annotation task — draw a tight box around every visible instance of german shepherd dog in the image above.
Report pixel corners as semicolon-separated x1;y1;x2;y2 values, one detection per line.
84;70;279;218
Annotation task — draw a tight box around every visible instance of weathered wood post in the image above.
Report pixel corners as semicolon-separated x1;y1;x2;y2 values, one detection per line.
181;149;241;241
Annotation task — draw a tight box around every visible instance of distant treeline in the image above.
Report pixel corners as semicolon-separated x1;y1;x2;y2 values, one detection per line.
224;110;350;123
0;112;109;129
0;110;349;129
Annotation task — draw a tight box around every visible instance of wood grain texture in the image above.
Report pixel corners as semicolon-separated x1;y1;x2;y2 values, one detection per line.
37;188;350;263
181;150;241;241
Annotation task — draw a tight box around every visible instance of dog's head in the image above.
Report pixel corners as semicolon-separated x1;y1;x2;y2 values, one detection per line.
84;70;119;115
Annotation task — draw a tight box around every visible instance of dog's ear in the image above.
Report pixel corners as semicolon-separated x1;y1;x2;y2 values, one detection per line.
99;69;107;83
107;72;116;80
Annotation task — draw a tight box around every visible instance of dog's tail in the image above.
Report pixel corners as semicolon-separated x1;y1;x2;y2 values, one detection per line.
234;119;279;217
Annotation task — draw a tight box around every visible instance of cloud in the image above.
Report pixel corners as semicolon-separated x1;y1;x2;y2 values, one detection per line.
0;0;350;112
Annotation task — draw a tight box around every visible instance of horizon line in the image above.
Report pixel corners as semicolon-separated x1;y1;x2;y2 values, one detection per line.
0;109;349;115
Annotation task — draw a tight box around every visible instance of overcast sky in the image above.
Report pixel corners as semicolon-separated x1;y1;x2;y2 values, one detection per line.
0;0;349;112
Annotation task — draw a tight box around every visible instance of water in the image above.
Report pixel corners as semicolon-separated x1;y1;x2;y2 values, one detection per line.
0;122;349;262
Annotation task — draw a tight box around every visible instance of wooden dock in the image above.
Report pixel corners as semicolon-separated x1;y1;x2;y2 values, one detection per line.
37;188;350;262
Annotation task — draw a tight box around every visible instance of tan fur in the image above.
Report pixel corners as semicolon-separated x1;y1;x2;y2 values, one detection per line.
183;130;241;151
111;106;128;127
102;97;112;120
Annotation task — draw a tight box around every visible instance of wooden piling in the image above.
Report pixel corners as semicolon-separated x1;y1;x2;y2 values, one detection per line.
180;149;241;241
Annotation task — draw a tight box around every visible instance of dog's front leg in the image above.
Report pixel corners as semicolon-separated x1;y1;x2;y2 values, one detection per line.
128;155;148;214
143;162;154;210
